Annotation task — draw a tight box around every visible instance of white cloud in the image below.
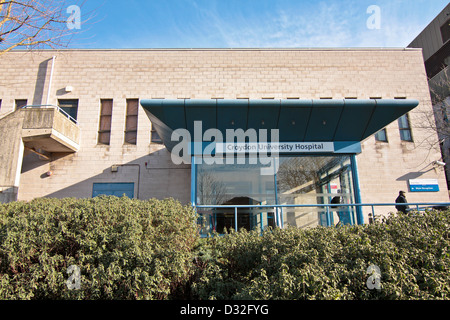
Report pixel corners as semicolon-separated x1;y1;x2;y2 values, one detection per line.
78;0;448;49
176;1;362;47
173;0;445;48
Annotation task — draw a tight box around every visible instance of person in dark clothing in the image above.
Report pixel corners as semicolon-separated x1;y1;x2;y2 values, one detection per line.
330;194;351;226
331;195;341;208
395;191;409;213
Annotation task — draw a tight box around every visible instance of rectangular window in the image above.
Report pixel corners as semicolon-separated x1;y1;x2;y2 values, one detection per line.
92;182;134;198
374;128;388;142
151;125;162;144
0;99;2;112
58;99;78;122
441;18;450;44
98;99;113;145
15;99;27;110
398;114;413;141
124;99;138;145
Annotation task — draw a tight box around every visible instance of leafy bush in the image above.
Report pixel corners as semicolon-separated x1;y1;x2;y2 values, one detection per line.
0;196;198;300
190;210;450;300
1;197;449;300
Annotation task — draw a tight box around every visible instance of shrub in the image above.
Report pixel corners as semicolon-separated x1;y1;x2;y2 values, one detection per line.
190;210;450;300
0;196;198;300
1;197;449;300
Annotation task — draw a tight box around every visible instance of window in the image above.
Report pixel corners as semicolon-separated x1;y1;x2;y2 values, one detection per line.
124;99;138;145
398;114;413;141
15;99;27;110
58;99;78;122
98;99;113;145
441;18;450;44
151;125;162;144
374;128;388;142
195;155;355;235
0;99;2;112
92;183;134;198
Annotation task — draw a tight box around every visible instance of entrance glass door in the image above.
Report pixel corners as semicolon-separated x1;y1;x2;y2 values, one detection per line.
196;159;276;234
276;156;355;229
195;155;356;236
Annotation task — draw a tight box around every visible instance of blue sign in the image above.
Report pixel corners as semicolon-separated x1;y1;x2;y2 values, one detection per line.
409;179;439;192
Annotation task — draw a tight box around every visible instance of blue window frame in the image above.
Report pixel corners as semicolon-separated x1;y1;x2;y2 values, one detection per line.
92;183;134;198
193;154;363;236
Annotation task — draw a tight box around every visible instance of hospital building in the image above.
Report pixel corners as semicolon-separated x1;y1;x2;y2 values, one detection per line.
0;47;449;236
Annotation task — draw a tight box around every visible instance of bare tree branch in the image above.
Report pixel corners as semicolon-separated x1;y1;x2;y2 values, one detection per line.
0;0;94;55
408;66;450;162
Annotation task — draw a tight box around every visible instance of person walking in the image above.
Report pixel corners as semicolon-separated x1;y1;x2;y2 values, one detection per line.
395;190;409;213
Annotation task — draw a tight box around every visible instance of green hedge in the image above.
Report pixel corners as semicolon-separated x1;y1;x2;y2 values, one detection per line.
1;196;449;300
190;210;450;300
0;196;198;299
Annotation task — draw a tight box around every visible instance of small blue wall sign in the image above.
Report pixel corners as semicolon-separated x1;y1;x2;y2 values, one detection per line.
409;179;440;192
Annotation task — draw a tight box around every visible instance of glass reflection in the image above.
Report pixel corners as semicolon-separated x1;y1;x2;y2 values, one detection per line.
277;156;354;229
196;155;355;236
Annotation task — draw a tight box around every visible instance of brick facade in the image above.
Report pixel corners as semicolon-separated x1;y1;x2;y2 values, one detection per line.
0;49;448;219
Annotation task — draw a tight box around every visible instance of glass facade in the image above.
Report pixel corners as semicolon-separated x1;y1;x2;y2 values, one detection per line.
195;155;356;236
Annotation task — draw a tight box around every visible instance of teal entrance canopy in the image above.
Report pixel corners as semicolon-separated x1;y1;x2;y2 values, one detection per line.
140;99;419;152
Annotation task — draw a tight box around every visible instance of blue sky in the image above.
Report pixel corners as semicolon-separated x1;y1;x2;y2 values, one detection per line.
72;0;449;48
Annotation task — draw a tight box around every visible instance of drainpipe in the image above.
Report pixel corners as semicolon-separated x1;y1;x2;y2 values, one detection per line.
46;56;56;105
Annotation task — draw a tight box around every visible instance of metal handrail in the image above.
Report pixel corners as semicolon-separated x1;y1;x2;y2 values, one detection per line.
195;202;450;209
429;65;449;83
20;104;78;124
195;202;450;228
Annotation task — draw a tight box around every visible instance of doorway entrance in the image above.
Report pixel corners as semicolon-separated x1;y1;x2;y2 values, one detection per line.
194;155;356;236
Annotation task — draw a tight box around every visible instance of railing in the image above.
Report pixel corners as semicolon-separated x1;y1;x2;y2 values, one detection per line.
21;104;78;124
195;202;450;232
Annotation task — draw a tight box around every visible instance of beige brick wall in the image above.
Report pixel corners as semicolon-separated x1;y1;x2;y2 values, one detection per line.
0;49;448;218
